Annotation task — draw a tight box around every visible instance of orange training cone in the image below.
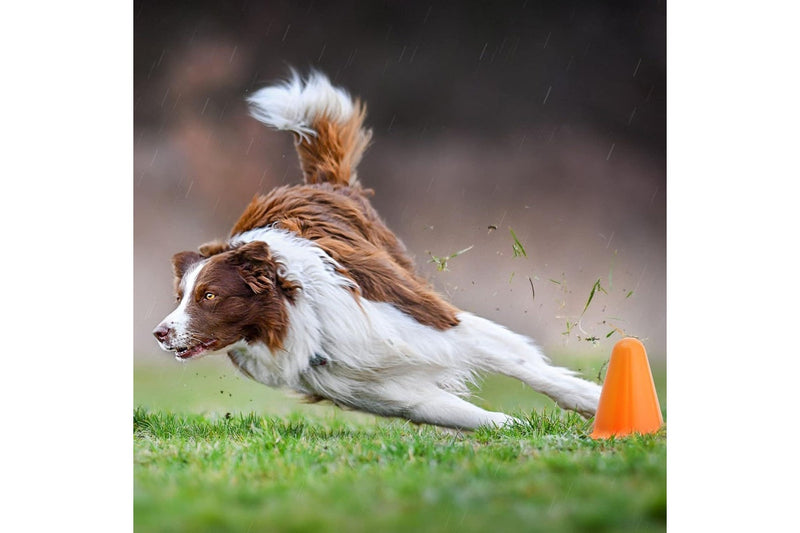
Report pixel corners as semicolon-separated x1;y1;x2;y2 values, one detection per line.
590;337;663;439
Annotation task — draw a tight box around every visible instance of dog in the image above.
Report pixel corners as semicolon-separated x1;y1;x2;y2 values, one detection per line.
152;70;601;430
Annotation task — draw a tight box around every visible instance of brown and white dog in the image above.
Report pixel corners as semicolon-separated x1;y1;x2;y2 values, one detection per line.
153;70;601;429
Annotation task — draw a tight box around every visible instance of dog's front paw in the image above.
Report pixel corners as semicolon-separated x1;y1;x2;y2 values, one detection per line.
485;413;522;429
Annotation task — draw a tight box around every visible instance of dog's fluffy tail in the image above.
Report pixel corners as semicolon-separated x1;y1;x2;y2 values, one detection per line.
247;70;372;187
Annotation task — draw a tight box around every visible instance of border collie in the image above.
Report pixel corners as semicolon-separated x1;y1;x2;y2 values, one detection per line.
153;70;601;430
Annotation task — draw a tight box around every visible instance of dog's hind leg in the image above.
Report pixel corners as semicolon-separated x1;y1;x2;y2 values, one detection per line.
498;357;601;418
456;313;602;418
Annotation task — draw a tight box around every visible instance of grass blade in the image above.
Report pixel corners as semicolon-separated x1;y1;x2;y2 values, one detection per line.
509;228;527;258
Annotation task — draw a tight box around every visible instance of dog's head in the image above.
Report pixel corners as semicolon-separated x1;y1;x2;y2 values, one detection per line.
152;240;298;360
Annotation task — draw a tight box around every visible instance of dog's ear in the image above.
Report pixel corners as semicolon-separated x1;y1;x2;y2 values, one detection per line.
198;240;230;257
171;251;203;280
228;241;276;295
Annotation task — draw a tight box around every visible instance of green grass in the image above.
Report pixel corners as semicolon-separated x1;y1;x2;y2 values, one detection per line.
134;356;666;532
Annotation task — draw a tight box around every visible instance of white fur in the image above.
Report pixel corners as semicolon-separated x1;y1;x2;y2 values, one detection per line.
246;70;355;144
219;227;601;430
155;261;207;354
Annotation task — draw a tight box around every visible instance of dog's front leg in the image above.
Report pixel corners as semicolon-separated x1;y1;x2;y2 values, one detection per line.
401;387;519;430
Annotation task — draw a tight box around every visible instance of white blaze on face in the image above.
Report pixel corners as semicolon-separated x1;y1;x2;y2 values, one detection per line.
155;260;206;350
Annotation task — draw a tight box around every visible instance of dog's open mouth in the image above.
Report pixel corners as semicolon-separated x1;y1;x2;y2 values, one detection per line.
174;339;218;360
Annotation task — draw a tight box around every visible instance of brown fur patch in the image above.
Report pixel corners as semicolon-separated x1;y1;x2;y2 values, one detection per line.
172;251;202;278
229;184;460;330
294;102;372;186
198;240;231;257
171;251;203;295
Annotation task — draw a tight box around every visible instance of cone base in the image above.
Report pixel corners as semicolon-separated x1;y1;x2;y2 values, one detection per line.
590;423;663;440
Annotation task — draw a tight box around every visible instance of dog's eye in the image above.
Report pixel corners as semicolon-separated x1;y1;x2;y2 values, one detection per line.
204;292;216;300
175;294;181;302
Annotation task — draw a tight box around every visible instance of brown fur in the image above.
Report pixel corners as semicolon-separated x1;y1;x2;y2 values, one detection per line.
198;240;231;257
293;104;372;186
228;184;460;330
171;251;203;295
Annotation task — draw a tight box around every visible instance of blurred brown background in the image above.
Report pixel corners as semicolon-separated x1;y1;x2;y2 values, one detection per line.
134;0;666;364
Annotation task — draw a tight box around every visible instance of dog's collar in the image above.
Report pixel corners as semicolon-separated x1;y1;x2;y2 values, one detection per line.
309;352;329;367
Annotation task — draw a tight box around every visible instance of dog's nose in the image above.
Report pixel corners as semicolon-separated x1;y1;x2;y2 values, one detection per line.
153;324;171;342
